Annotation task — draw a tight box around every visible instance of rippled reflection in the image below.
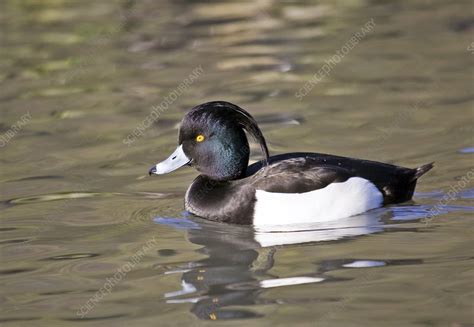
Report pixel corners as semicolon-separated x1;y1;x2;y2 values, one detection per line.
154;205;435;321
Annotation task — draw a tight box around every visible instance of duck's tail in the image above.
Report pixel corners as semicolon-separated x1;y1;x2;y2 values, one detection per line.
410;162;434;182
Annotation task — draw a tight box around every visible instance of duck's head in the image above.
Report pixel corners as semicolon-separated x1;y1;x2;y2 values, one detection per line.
149;101;269;181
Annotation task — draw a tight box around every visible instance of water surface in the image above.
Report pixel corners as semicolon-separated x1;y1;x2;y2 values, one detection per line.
1;1;473;326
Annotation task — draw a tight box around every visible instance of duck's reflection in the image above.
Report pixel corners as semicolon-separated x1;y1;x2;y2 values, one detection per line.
159;218;271;320
155;207;425;320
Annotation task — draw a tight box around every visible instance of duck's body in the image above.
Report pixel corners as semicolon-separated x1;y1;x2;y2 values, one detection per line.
149;101;433;226
185;152;433;225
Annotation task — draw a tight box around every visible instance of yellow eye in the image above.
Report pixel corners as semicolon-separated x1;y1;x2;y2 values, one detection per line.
196;134;205;142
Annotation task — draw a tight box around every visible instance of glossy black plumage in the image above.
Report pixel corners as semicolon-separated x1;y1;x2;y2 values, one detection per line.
184;153;433;224
150;101;434;225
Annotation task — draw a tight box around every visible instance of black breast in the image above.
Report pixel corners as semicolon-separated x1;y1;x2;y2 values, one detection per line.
185;176;256;224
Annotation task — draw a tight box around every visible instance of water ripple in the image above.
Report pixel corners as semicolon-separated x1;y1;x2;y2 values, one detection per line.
5;192;114;205
44;253;100;261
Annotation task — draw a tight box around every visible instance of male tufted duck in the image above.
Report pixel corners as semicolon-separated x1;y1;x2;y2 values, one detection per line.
149;101;433;226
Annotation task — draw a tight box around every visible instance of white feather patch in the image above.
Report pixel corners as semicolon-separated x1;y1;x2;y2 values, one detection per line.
253;177;383;227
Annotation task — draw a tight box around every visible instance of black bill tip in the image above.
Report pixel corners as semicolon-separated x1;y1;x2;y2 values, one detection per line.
148;166;157;176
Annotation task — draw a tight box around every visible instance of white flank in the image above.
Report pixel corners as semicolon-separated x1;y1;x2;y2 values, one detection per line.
253;177;383;227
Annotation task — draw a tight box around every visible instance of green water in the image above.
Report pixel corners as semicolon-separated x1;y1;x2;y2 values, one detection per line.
1;1;473;326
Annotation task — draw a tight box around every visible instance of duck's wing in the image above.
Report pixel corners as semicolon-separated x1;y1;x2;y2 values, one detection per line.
245;153;433;204
246;157;355;194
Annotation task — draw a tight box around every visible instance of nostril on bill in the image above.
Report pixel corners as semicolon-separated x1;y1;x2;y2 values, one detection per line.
172;156;177;160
